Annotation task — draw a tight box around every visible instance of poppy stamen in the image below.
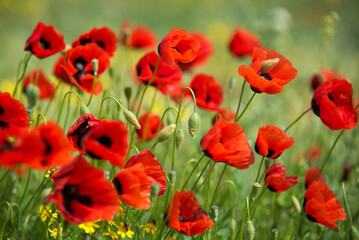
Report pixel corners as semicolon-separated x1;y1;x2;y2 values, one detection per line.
113;178;123;195
259;72;272;81
39;38;51;50
97;135;112;148
0;105;5;115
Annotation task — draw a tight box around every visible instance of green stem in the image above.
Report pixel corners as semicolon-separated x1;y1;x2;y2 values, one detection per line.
341;182;353;227
250;187;267;218
288;214;305;240
284;107;312;132
56;91;84;124
99;96;125;119
210;164;228;207
18;169;31;207
12;53;32;97
0;170;10;183
87;72;97;106
237;202;247;240
142;88;159;141
254;156;265;183
235;92;256;122
234;80;246;121
320;129;344;172
36;113;47;126
21;176;47;215
180;154;205;191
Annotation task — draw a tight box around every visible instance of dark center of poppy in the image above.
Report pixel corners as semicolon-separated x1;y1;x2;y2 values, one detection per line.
328;94;334;102
97;135;112;148
171;46;180;53
136;66;142;76
42;139;52;155
74;57;88;72
267;185;277;192
62;184;93;213
259;72;272;81
96;41;105;49
0;105;4;115
1;140;13;151
311;98;320;117
80;38;91;45
266;149;276;158
179;214;191;222
306;214;318;223
39;38;51;50
113;178;123;195
205;95;211;103
303;197;307;209
70;120;92;149
0;121;9;129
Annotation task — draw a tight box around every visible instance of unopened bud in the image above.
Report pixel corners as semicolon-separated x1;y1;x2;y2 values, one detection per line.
250;183;261;204
229;76;237;90
245;220;255;240
291;195;301;213
210;206;218;222
259;58;279;73
124;87;132;100
158;124;176;142
150;183;160;200
168;170;176;185
123;109;141;129
175;128;185;149
80;104;91;115
92;59;99;76
188;112;200;138
25;84;40;108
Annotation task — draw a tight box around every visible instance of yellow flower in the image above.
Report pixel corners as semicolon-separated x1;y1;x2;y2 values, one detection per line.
117;222;134;239
45;168;59;181
141;223;157;234
49;226;62;239
78;221;100;234
37;205;57;224
115;205;125;218
103;227;119;240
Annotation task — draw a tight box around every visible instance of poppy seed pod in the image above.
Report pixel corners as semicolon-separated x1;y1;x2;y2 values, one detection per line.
188;112;200;138
80;104;91;115
245;220;255;240
124;87;132;100
92;59;99;76
175;128;185;149
25;84;40;108
123;109;141;129
158;124;176;142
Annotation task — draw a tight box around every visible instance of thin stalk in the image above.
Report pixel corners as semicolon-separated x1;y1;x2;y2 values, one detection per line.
284;107;312;132
99;96;125;119
12;53;32;97
36;113;47;126
210;164;228;207
254;156;265;183
44;80;62;115
234;80;246;121
320;129;344;172
191;159;211;192
87;72;97;106
235;92;256;122
0;170;10;183
56;91;84;124
21;176;47;215
288;214;306;240
237;202;247;240
180;154;205;191
341;183;353;228
18;169;31;207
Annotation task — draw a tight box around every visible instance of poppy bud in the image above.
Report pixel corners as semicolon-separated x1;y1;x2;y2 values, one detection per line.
92;58;99;76
175;128;185;149
245;220;255;240
259;58;280;73
158;124;176;142
25;84;40;108
188;112;200;138
150;183;160;200
80;104;91;115
250;183;261;205
123;109;141;129
291;195;301;213
210;205;218;222
229;76;237;90
168;170;176;185
124;87;132;100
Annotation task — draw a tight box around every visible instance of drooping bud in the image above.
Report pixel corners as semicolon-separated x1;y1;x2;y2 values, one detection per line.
150;183;160;200
259;58;279;73
210;205;219;222
25;84;40;108
175;128;185;149
251;183;261;199
291;195;301;213
188;112;200;138
168;170;176;186
123;109;141;129
158;124;176;142
80;104;91;115
245;220;255;240
124;87;132;101
92;58;99;76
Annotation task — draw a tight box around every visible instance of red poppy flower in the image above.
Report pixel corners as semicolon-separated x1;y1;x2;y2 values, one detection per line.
238;47;298;94
178;32;213;71
46;155;119;223
62;44;110;95
190;73;223;111
72;27;118;57
265;163;298;192
157;82;187;103
255;125;295;159
125;149;166;195
24;22;66;58
82;120;129;167
0;92;30;134
310;68;346;90
53;55;70;83
212;107;235;124
158;28;200;66
303;181;346;229
166;191;213;236
120;21;157;49
136;51;183;86
306;144;322;165
112;164;152;209
229;28;261;57
67;114;100;153
201;118;254;169
304;167;325;189
311;79;357;130
136;113;164;141
23;69;55;99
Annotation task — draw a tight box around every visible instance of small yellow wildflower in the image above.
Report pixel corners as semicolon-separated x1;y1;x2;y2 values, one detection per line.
45;168;59;180
104;227;119;240
38;205;58;224
115;205;125;218
117;222;134;239
78;221;100;234
49;226;62;239
141;223;157;234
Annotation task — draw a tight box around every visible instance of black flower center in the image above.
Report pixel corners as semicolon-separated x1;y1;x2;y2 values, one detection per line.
205;95;211;103
80;38;91;45
311;98;320;117
0;105;4;115
259;72;272;81
74;57;88;72
39;38;51;50
113;178;123;195
97;135;112;148
62;184;93;213
96;41;105;49
328;94;334;102
43;139;52;155
0;121;9;129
